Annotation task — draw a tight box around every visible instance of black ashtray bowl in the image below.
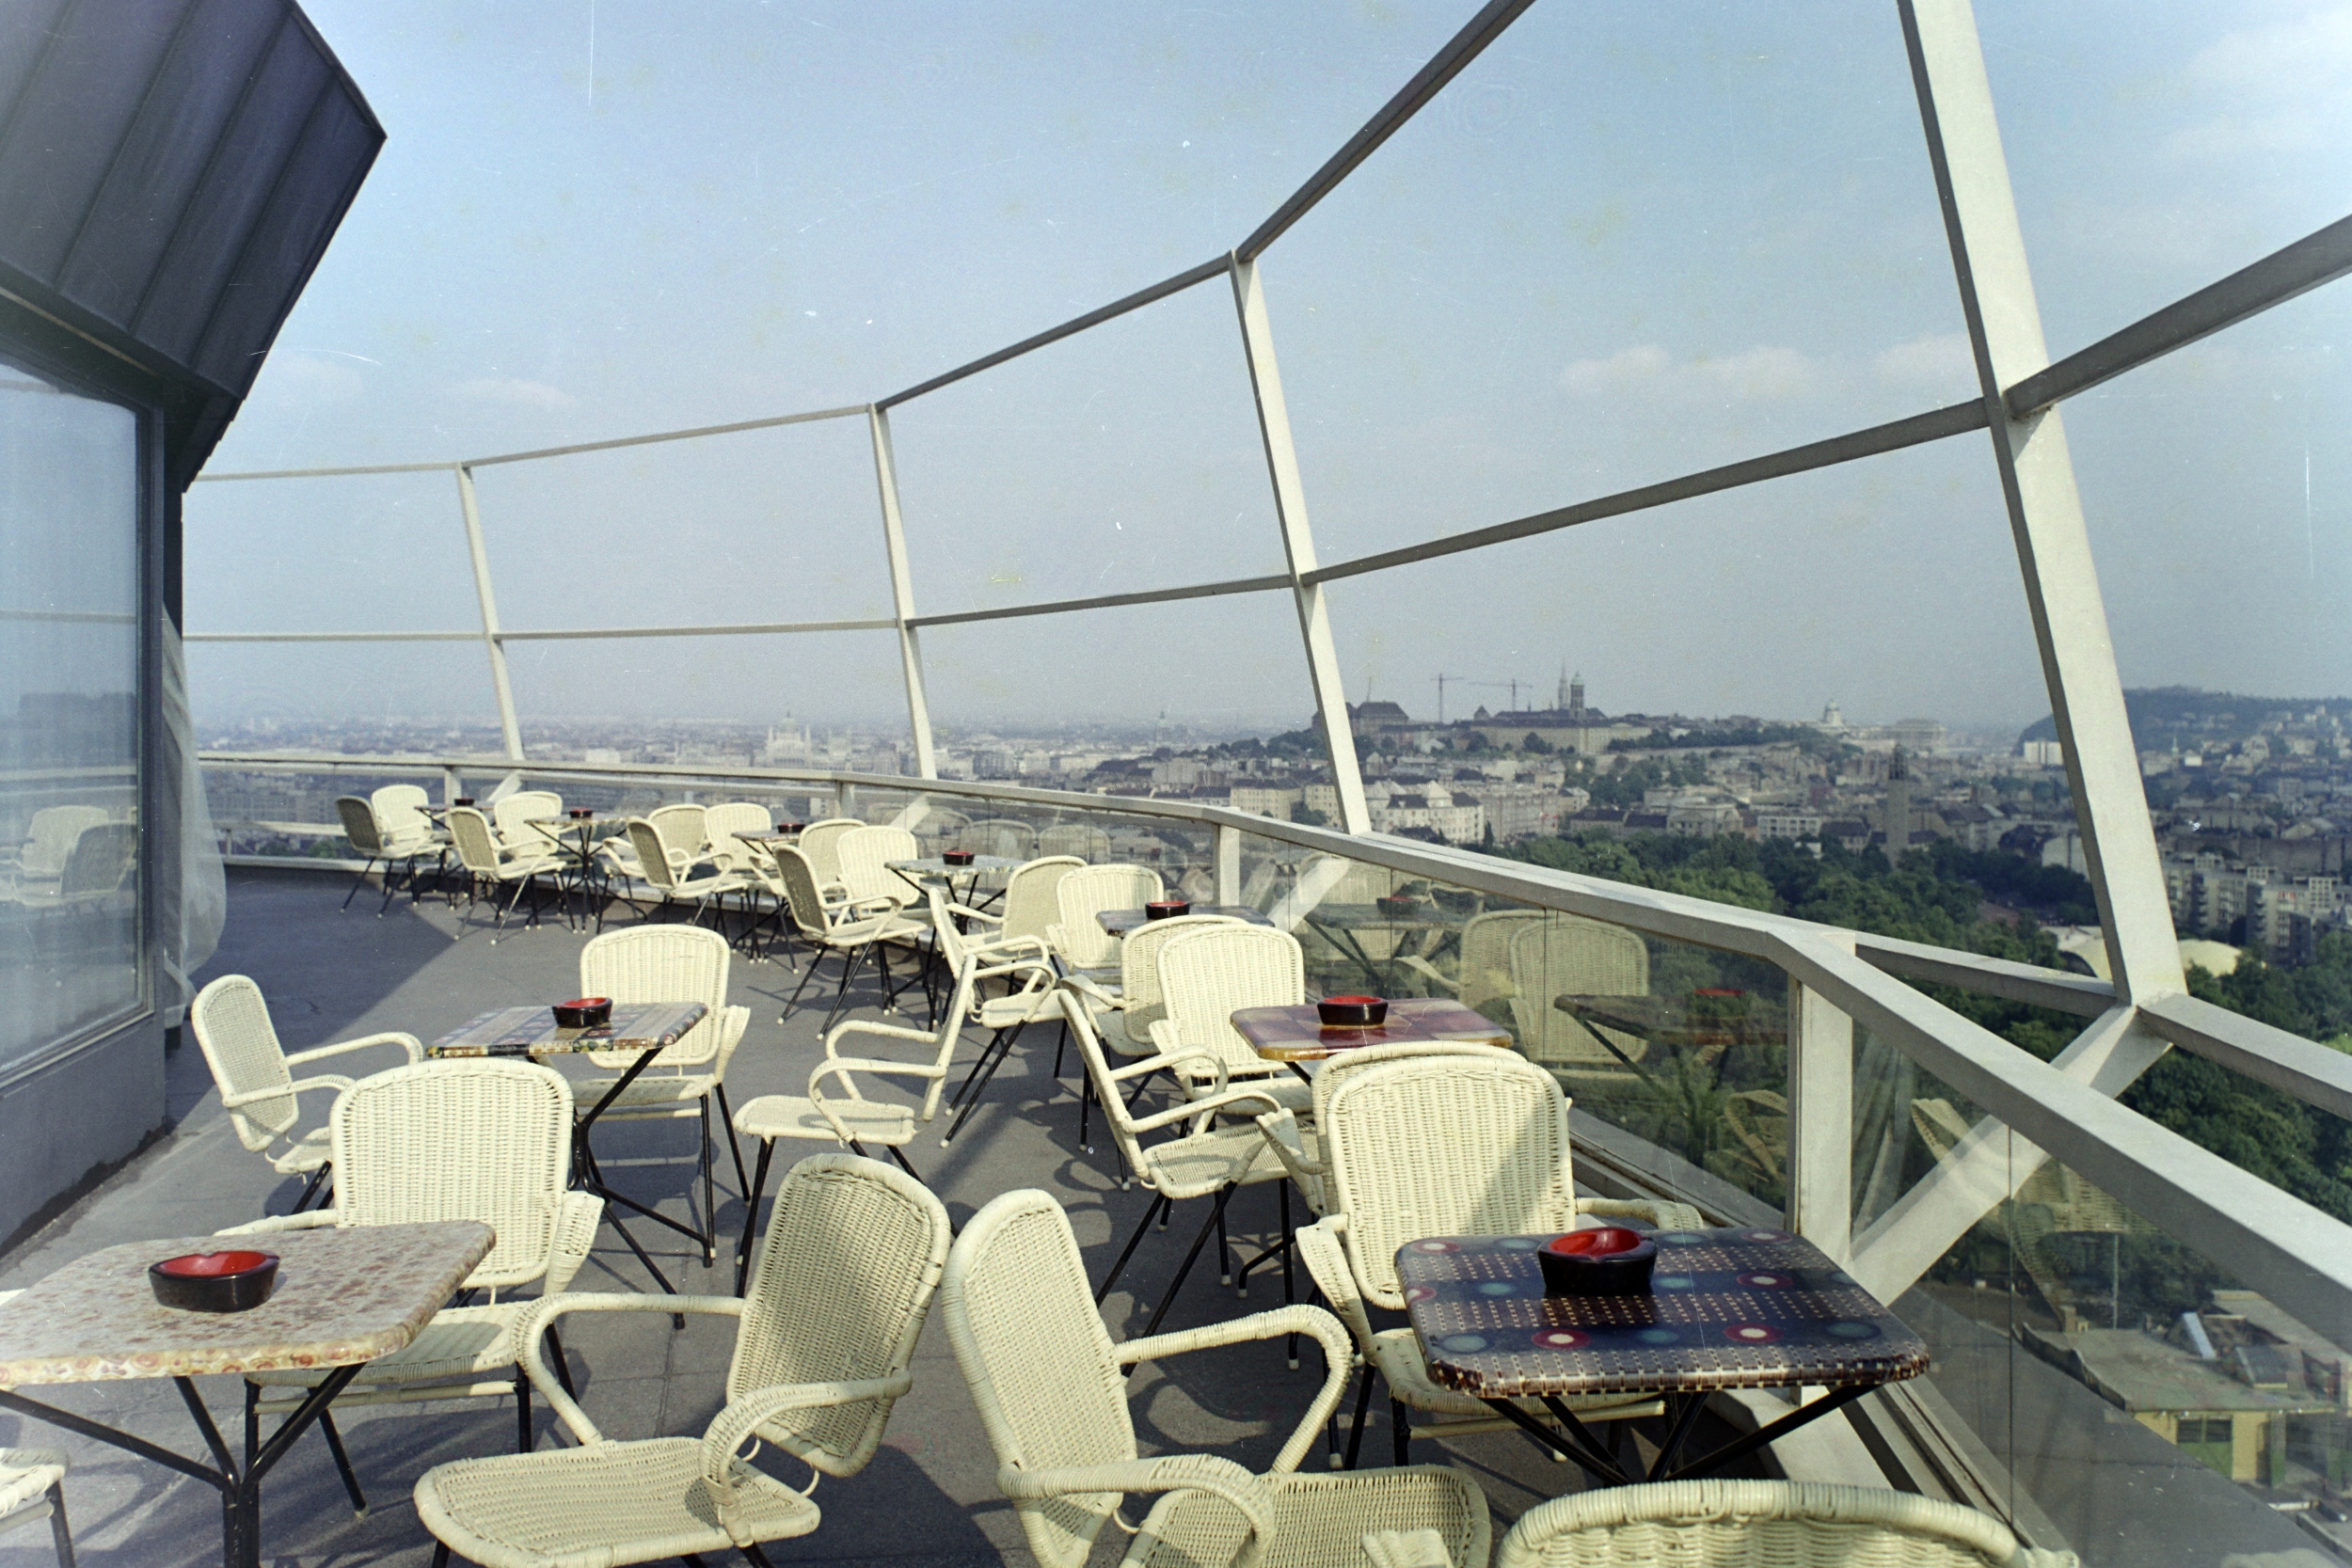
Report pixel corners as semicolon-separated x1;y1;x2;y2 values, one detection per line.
1144;898;1192;921
452;797;477;807
552;996;612;1029
1318;995;1389;1027
1537;1228;1658;1295
150;1251;279;1313
943;848;977;866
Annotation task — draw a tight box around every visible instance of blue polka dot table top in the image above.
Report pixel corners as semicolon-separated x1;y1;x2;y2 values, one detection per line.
1396;1227;1929;1399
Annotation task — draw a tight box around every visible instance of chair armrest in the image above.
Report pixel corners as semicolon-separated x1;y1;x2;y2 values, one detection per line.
1116;1305;1353;1474
975;956;1057;985
1128;1083;1285;1134
711;1006;752;1078
516;1291;743;1443
222;1074;353;1109
701;1373;914;1528
1107;1045;1224;1087
286;1031;425;1068
1576;1196;1706;1232
214;1211;342;1236
824;1018;941;1054
998;1454;1272;1566
542;1191;605;1295
1058;972;1122;1013
1292;1217;1375;1352
808;1059;939;1140
1253;1109;1327;1180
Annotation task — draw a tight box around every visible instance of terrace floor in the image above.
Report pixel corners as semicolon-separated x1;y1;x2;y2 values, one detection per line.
0;866;1769;1568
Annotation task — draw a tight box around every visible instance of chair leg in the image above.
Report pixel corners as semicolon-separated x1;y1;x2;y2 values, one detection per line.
884;1143;923;1181
516;1365;533;1451
947;1027;1009;1109
698;1097;718;1265
318;1409;369;1516
1344;1370;1375;1469
736;1138;776;1296
819;944;870;1036
1143;1184;1235;1338
342;857;379;911
1216;1193;1232;1287
45;1480;72;1568
713;1083;750;1197
941;1022;1024;1146
545;1324;578;1398
1391;1397;1410;1466
781;946;828;1021
1076;1068;1093;1154
289;1161;333;1214
431;1544;452;1568
1095;1193;1168;1304
1052;1020;1068;1077
740;1544;779;1567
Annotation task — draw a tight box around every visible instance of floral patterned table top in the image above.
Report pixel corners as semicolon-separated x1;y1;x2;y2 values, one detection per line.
1398;1227;1929;1399
425;1001;707;1058
0;1221;492;1386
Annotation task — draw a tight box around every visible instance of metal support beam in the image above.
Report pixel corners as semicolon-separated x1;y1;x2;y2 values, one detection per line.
1900;0;2183;1004
1229;255;1371;835
1215;823;1243;907
867;405;938;779
453;464;524;762
1786;936;1855;1262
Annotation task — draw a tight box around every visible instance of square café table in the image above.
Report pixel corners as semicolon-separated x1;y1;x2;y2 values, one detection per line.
0;1221;492;1568
1398;1227;1928;1486
1232;997;1513;1071
428;1001;706;1293
1095;904;1274;939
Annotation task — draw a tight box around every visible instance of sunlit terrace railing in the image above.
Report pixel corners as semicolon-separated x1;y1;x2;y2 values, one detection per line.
199;749;2352;1561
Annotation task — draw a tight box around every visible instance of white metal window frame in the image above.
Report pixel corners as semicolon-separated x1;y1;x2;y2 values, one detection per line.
184;0;2352;1352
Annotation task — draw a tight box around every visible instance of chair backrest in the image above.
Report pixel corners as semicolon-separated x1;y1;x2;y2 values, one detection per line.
1036;822;1110;862
1507;917;1650;1066
1152;923;1305;1076
626;818;681;893
445;806;501;873
940;1186;1137;1568
493;790;562;845
331;1058;573;1290
702;801;769;867
797;818;862;884
1118;912;1246;1041
837;825;918;908
371;784;435;841
998;856;1082;947
1052;863;1165;968
1456;909;1549;1013
1055;986;1166;1186
56;821;136;897
966;818;1037;861
580;923;733;1069
20;805;108;878
1494;1480;2062;1568
1324;1050;1578;1308
733;1152;954;1478
765;843;835;939
648;801;708;862
190;975;298;1149
335;796;387;857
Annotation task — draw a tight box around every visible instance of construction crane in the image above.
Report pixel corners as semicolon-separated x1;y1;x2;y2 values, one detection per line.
1434;674;1534;724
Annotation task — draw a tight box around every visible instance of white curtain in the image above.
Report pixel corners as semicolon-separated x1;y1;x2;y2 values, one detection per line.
160;621;226;1025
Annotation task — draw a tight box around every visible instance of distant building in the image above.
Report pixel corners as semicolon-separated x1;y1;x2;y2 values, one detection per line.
1755;810;1825;842
1666;800;1742;838
1821;818;1872;853
2022;739;2066;767
1229;784;1304;819
1372;790;1484;844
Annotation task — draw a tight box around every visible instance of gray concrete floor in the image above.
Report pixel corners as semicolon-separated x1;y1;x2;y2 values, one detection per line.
0;868;1739;1568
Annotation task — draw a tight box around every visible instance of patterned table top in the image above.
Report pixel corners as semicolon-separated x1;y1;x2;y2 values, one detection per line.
1096;905;1276;937
1398;1227;1929;1398
1231;998;1514;1062
425;1001;707;1058
0;1221;493;1386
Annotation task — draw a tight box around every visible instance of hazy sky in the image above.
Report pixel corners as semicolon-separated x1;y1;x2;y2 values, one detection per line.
186;1;2352;741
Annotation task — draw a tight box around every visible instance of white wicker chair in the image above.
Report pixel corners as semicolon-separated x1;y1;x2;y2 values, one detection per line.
941;1186;1489;1568
415;1153;951;1568
966;817;1038;862
1055;981;1302;1339
0;1449;72;1566
4;804;107;884
4;823;135;914
1048;863;1165;973
1398;908;1546;1014
728;943;1036;1289
795;817;863;896
1147;924;1315;1115
446;805;564;940
1038;821;1112;861
1493;1481;2077;1568
621;816;751;933
491;789;564;854
335;796;443;915
188;974;424;1212
929;888;1066;1145
574;925;755;1266
934;852;1081;958
1261;1048;1701;1467
371;783;443;845
594;800;707;883
769;843;932;1035
220;1058;603;1515
1506;917;1651;1073
703;801;773;875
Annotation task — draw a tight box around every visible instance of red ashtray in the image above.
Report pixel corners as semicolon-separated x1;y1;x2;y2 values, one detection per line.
552;996;612;1029
777;821;806;834
151;1250;279;1312
1317;995;1387;1027
943;848;977;866
1144;898;1192;921
566;807;594;819
1375;895;1421;917
1538;1227;1657;1295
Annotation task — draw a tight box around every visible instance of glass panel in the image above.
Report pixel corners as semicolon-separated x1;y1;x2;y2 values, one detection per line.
183;470;481;636
1888;1115;2341;1561
1271;0;1966;564
0;357;141;1067
886;282;1284;619
186;640;505;752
